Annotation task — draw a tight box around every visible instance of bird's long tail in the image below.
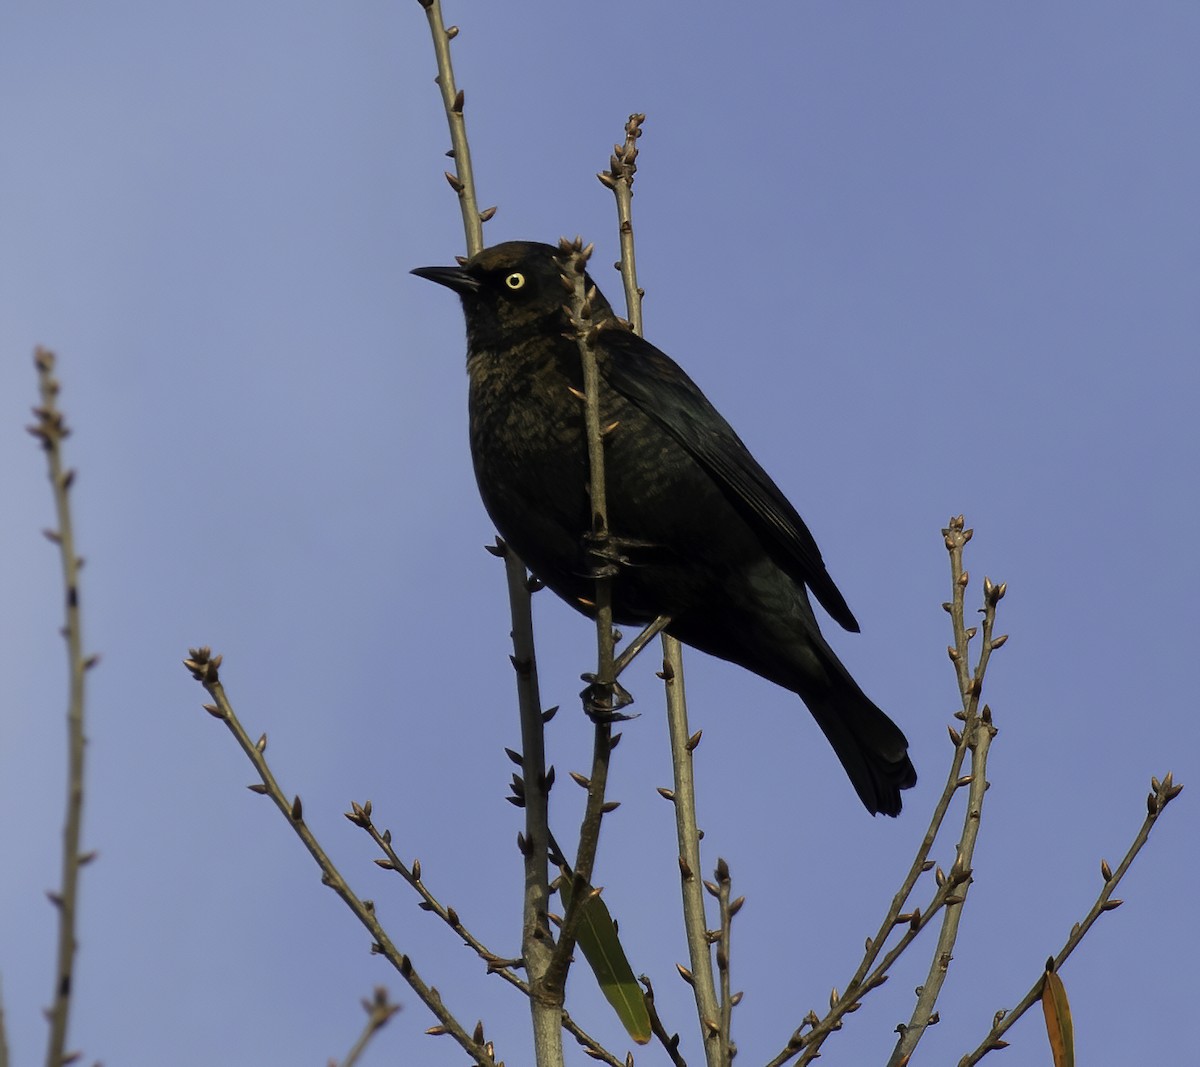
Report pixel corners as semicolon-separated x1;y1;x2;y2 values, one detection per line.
804;682;916;816
666;601;916;814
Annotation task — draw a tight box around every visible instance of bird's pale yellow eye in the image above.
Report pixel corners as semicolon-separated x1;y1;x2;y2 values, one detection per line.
504;272;526;291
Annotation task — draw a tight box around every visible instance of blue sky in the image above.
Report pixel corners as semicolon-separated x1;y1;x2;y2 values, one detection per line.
2;3;1197;1064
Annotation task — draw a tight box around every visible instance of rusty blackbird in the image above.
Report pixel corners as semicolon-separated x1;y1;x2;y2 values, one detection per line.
413;241;916;815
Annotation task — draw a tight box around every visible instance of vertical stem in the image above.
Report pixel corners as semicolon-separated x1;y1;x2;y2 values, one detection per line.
716;861;734;1063
663;640;722;1065
544;242;617;998
600;114;646;335
417;5;556;1059
417;0;483;256
30;349;90;1067
888;519;1002;1064
502;550;562;1065
602;116;722;1063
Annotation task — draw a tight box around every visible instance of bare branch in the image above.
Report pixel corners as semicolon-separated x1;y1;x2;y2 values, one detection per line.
182;648;498;1067
888;520;1002;1063
0;975;10;1067
957;771;1183;1066
642;975;689;1067
416;4;562;1059
417;0;484;256
545;239;620;1003
767;517;1000;1066
600;120;720;1065
333;987;401;1067
497;538;564;1060
345;800;527;992
598;113;646;335
612;613;671;678
30;348;95;1067
663;639;722;1067
713;858;737;1062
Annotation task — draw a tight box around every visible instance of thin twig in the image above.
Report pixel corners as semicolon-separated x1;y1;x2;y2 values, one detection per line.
29;348;97;1067
556;1011;626;1067
888;521;1004;1063
417;0;485;256
545;239;619;999
642;976;688;1067
334;987;401;1067
561;237;615;697
709;859;737;1063
612;613;671;678
598;113;646;335
600;116;721;1066
768;517;1001;1067
0;976;9;1067
344;800;526;991
768;739;965;1066
772;865;970;1067
498;540;564;1062
417;6;562;1060
182;648;498;1067
957;770;1184;1066
662;641;722;1067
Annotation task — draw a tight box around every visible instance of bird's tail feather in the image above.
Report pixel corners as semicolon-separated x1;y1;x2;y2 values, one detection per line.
805;687;916;816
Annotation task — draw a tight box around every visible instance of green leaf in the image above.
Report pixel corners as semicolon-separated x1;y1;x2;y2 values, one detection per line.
1041;964;1074;1067
561;878;652;1044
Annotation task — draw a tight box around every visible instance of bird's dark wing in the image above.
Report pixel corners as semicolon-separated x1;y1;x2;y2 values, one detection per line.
598;325;861;633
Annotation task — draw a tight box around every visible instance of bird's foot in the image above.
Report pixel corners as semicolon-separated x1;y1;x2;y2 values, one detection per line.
581;531;659;579
579;675;638;722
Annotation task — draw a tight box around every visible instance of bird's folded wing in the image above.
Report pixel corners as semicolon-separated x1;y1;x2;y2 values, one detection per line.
599;326;861;633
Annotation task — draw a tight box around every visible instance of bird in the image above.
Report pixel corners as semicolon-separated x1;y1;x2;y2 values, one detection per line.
412;240;916;815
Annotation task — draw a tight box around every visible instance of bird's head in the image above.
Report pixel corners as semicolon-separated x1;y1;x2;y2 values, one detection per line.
412;240;616;345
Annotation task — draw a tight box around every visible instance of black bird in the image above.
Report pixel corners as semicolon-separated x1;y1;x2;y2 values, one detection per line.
413;241;916;815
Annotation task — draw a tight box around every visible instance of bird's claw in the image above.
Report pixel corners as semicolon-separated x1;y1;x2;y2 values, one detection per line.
582;531;659;578
579;676;637;722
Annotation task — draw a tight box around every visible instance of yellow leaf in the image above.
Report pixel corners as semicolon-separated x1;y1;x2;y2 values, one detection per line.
1041;965;1074;1067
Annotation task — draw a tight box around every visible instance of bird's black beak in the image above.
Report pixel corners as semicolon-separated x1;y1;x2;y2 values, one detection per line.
410;264;481;295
